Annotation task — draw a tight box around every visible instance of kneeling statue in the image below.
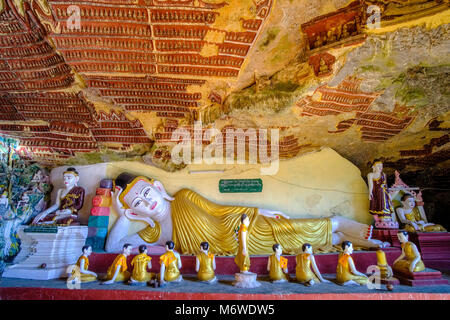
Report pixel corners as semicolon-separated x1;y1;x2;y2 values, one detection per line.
393;231;425;274
105;173;389;255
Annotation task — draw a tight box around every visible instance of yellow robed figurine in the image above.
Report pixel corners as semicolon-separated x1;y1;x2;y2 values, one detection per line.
69;245;97;283
234;214;251;273
159;240;183;286
196;242;217;283
130;245;154;284
102;243;132;284
336;241;368;286
267;244;289;283
396;194;446;233
393;231;425;274
296;243;329;286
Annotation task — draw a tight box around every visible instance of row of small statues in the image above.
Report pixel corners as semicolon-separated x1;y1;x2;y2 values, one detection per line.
70;230;424;288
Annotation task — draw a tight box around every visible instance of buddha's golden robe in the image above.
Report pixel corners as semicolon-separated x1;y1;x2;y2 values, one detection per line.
159;251;181;282
196;252;215;282
138;189;333;255
403;208;446;233
268;254;289;281
73;255;97;283
296;253;319;283
105;254;130;282
131;253;153;282
336;253;367;285
393;242;425;273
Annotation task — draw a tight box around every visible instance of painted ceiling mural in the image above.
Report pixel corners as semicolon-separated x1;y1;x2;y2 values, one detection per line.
0;0;448;174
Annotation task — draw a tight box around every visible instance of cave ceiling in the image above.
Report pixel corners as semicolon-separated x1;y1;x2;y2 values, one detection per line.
0;0;449;175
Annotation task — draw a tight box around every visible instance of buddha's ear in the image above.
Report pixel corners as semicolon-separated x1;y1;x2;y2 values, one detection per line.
153;180;174;201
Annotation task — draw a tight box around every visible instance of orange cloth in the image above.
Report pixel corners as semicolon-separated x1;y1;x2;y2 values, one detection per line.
279;256;288;269
160;251;177;267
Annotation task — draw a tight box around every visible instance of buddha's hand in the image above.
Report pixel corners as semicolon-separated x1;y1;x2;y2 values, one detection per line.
32;211;47;224
258;208;290;220
112;187;127;216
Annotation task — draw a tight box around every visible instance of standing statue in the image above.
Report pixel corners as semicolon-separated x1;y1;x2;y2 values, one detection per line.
393;231;425;274
336;241;368;286
267;243;289;283
105;173;389;255
103;243;132;284
367;161;398;229
235;214;251;273
195;242;217;283
159;240;183;286
32;167;85;226
295;243;329;286
130;245;154;285
70;245;97;283
396;194;446;233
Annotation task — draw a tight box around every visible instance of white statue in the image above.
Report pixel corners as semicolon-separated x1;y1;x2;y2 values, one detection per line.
105;173;389;254
396;193;446;233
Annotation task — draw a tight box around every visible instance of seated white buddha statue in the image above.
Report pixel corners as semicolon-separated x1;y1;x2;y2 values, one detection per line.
396;193;446;233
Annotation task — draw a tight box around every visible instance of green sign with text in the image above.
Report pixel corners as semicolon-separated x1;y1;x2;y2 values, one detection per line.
219;179;263;193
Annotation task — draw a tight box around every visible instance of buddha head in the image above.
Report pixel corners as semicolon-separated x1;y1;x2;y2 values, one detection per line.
115;172;174;222
138;245;148;255
397;230;409;243
63;167;79;189
166;240;175;252
82;245;92;257
123;243;133;256
241;214;250;227
372;161;383;174
342;241;353;254
302;243;312;254
401;193;416;210
200;242;209;252
272;243;282;255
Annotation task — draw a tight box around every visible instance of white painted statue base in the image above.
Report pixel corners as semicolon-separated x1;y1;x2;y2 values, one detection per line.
232;272;261;289
2;225;88;280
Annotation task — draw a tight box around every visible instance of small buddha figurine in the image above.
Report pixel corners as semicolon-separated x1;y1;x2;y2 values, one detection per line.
159;240;183;286
367;161;397;228
267;243;289;283
396;193;446;233
336;241;368;286
32;167;85;226
103;243;132;284
195;241;217;283
71;245;97;283
295;243;329;286
130;245;154;285
234;214;251;273
318;58;330;76
393;231;425;274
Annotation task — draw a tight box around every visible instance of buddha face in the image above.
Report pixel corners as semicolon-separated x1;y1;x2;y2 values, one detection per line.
397;232;408;243
345;243;353;254
83;246;92;256
122;179;167;220
63;173;78;189
372;162;383;174
402;196;416;210
275;245;282;255
123;245;132;256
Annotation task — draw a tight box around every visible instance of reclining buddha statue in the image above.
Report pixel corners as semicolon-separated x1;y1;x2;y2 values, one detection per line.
105;173;389;255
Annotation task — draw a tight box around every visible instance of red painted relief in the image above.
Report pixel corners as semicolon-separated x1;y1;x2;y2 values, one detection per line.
0;0;73;92
309;52;336;77
297;77;415;142
301;1;366;52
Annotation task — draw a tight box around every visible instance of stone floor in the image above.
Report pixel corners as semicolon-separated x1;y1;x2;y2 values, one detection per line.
1;272;450;296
